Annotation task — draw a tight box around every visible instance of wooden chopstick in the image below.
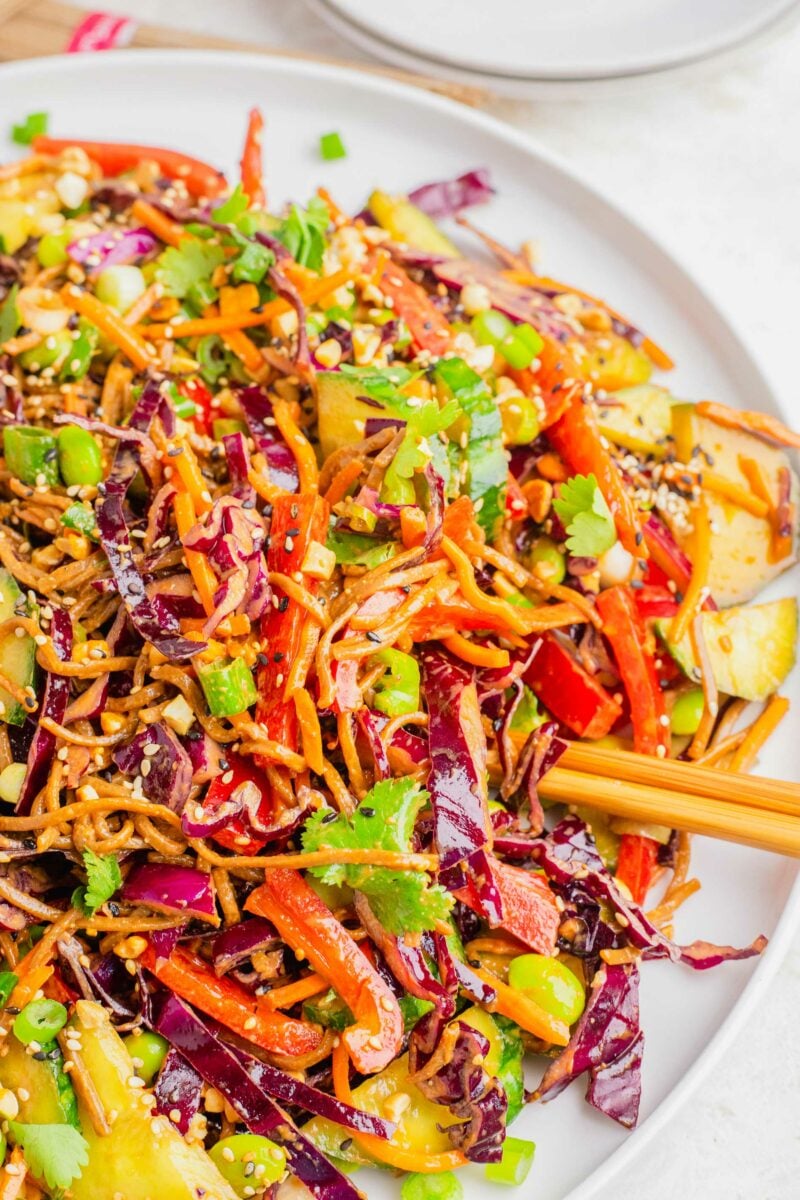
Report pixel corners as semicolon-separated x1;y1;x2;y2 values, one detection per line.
539;766;800;858
560;742;800;818
533;742;800;859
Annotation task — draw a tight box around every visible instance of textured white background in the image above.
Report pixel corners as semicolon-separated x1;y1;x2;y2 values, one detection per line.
56;1;800;1195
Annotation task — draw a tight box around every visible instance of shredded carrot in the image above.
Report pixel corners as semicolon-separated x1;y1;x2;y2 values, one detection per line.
442;632;510;669
168;438;212;515
317;186;347;225
739;455;794;562
283;619;322;698
670;501;711;646
223;328;266;376
293;687;325;774
324;459;363;506
697;400;800;450
502;268;674;370
331;1041;467;1172
173;489;217;616
130;198;186;248
301;266;354;305
123;281;164;327
470;966;570;1045
139;311;271;340
730;695;790;773
247;466;282;504
400;506;428;549
268;573;330;628
687;614;719;760
61;283;154;371
700;471;770;519
272;397;319;492
1;331;41;356
441;537;534;637
0;1148;28;1200
263;971;327;1011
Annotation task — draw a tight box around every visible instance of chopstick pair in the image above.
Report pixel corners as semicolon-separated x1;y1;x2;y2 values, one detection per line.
538;741;800;858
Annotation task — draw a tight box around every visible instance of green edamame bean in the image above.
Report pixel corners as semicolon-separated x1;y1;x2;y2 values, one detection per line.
670;688;705;736
123;1030;169;1085
498;392;540;445
508;954;585;1025
209;1133;287;1196
57;426;103;487
528;537;566;585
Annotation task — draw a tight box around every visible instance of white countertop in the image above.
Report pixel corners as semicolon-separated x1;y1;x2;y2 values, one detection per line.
60;1;800;1194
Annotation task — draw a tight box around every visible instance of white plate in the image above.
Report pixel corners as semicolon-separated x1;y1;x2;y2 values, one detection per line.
0;49;797;1200
311;0;799;82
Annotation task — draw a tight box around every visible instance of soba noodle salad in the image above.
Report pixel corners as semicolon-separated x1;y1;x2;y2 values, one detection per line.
0;109;795;1199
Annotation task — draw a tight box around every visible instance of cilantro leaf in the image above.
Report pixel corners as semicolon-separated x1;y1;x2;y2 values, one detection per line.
302;778;452;933
9;1123;88;1192
552;472;617;558
275;197;330;271
509;685;546;736
72;848;121;917
156;239;225;299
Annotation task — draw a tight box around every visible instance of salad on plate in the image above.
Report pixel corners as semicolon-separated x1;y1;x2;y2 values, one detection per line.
0;107;795;1199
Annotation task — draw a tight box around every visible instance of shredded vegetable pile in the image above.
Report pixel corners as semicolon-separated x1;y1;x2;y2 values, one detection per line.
0;109;796;1200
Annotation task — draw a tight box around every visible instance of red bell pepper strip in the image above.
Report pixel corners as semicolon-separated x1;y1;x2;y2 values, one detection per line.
201;751;271;855
633;584;678;621
246;870;403;1074
141;942;325;1059
507;334;582;429
176;377;215;438
32;135;227;198
240;107;265;207
256;492;329;757
548;394;643;555
374;259;452;356
595;585;670;757
616;833;661;904
523;632;623;739
456;858;560;955
408;602;516;641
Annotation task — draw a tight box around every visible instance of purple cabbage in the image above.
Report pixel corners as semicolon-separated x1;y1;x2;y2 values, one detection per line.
148;992;377;1200
267;265;310;368
211;917;278;976
222;431;256;504
182;494;270;635
154;1048;203;1135
407;169;495;218
113;723;193;813
364;416;405;438
355;709;391;781
236;385;299;492
354;894;455;1019
16;606;72;815
97;381;201;661
122;862;217;922
408;1011;507;1162
532;817;767;970
67;226;158;274
533;962;643;1129
433;259;574;344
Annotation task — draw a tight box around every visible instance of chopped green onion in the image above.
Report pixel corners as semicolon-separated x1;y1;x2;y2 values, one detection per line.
2;426;59;487
370;648;420;718
320;131;347;161
165;382;197;420
498;392;540;445
0;971;18;1009
60;501;98;540
59;321;96;382
37;230;71;268
212;184;250;226
197;334;228;385
471;308;512;348
11;111;48;146
18;329;73;373
0;284;19;344
485;1137;536;1187
401;1171;463;1200
197;657;257;718
13;998;68;1045
527;537;566;585
57;426;103;487
210;1134;287;1193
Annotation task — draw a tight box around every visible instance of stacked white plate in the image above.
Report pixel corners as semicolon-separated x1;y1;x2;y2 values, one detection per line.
307;0;799;96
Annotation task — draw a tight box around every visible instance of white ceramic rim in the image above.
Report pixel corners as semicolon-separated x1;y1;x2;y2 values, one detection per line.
307;0;800;96
308;0;800;82
0;47;797;1198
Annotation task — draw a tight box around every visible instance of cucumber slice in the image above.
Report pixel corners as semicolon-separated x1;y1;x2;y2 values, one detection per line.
368;190;457;257
656;597;798;702
596;384;674;455
0;568;36;725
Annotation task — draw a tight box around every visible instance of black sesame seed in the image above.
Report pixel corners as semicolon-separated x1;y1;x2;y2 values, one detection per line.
278;596;289;613
360;807;375;818
322;810;337;824
366;631;382;643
